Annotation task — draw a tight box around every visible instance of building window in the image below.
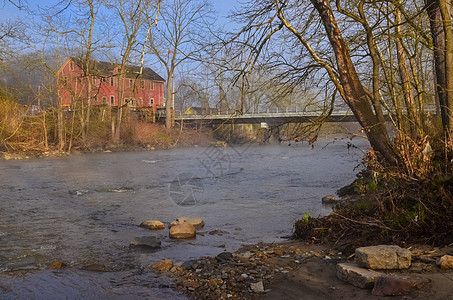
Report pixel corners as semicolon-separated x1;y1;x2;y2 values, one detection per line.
110;96;114;105
150;81;154;90
139;98;143;105
102;77;106;83
69;61;74;71
149;98;154;105
129;79;133;88
140;80;145;89
62;76;68;85
110;77;114;86
102;96;107;105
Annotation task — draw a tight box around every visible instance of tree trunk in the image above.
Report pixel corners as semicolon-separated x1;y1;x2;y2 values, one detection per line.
357;1;386;128
427;0;452;133
395;10;419;136
310;0;398;164
165;70;174;129
440;0;453;134
57;98;65;152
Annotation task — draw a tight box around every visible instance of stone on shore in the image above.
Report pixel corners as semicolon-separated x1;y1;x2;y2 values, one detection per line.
250;281;265;293
169;222;196;239
321;195;337;204
140;220;165;230
170;217;205;230
355;245;411;270
151;259;174;273
336;263;381;289
372;275;431;296
184;281;201;289
437;255;453;270
216;252;233;262
130;236;161;249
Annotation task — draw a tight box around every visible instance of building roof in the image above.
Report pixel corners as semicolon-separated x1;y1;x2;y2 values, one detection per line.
71;57;165;82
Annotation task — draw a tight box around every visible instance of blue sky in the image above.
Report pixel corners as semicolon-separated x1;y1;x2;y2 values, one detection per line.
1;0;243;76
2;0;242;24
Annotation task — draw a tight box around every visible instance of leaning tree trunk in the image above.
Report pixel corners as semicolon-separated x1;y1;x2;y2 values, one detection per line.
310;0;398;164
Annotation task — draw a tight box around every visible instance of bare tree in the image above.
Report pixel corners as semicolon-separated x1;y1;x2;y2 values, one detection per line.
230;0;399;163
147;0;214;128
75;0;104;140
106;0;161;142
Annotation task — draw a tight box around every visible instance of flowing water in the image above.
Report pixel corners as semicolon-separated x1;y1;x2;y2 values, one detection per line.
0;136;368;299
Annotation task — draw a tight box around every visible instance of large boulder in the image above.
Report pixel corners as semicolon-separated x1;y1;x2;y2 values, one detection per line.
140;220;165;230
170;217;205;230
355;245;411;270
372;275;430;296
169;222;196;239
336;263;381;289
130;236;161;249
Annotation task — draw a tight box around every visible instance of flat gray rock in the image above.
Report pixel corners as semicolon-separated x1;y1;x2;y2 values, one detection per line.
336;263;381;289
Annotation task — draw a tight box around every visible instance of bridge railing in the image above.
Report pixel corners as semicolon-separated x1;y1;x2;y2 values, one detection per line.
174;107;349;117
174;108;357;119
174;105;438;120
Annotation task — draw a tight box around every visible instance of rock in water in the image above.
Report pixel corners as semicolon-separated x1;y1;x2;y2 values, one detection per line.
355;245;411;270
83;264;107;272
170;217;205;230
130;236;161;249
372;275;430;296
169;222;196;239
47;261;67;270
437;255;453;270
140;220;165;230
321;195;336;204
150;260;173;273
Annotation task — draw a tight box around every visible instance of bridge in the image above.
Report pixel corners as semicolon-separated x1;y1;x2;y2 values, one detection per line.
171;108;358;126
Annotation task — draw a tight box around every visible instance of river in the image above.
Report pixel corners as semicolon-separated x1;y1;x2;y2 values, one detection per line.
0;136;368;299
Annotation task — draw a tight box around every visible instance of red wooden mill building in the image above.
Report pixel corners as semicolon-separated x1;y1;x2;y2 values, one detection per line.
56;57;165;113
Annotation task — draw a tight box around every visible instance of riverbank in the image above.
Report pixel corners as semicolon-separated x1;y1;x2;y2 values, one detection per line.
156;239;453;300
1;123;216;160
1;120;363;160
